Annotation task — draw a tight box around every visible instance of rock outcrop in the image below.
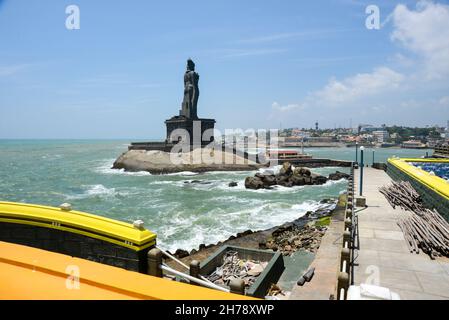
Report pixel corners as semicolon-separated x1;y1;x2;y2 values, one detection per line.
112;149;264;174
328;171;350;180
244;162;328;189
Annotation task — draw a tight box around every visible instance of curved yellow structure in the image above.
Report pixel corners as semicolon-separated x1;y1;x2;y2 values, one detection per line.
0;241;253;300
387;158;449;201
0;201;156;250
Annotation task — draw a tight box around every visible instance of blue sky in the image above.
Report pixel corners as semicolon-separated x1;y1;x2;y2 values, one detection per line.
0;0;448;139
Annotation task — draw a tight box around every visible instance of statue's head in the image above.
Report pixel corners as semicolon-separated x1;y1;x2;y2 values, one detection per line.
187;58;195;71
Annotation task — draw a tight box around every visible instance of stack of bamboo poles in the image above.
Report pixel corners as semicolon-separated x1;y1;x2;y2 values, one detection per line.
379;181;449;258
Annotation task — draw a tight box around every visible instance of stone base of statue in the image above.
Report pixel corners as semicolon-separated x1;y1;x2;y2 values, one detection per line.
128;116;215;152
165;116;216;147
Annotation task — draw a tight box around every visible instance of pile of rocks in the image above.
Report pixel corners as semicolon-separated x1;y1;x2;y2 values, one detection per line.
244;162;328;190
260;224;328;255
206;251;268;288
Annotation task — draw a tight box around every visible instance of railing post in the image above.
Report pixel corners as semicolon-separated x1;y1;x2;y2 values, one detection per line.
189;260;201;286
337;272;349;300
343;230;351;248
148;248;163;277
340;247;351;273
359;146;364;196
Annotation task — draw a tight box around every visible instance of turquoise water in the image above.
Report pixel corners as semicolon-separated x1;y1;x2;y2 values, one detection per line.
0;140;430;251
294;146;432;165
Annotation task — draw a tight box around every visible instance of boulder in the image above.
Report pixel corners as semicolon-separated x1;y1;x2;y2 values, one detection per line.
279;162;293;176
289;175;306;186
245;176;264;189
228;181;238;187
311;173;328;185
328;171;350;180
174;249;189;259
294;167;311;176
261;174;277;186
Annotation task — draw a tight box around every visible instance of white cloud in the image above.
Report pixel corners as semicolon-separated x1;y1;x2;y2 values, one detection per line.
391;0;449;79
269;1;449;124
314;67;404;105
272;101;305;112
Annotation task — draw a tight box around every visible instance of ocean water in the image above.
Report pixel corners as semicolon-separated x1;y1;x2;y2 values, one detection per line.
0;140;431;252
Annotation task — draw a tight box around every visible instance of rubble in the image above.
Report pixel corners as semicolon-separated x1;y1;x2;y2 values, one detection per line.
206;251;268;288
262;224;328;256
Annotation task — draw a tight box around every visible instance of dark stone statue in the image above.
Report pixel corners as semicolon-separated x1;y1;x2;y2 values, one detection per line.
180;59;199;119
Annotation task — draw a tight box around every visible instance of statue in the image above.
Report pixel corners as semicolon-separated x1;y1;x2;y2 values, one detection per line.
181;58;199;119
164;58;215;147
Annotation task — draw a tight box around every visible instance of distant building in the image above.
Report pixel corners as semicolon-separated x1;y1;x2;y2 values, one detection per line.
306;136;337;143
401;140;427;149
359;124;384;133
427;137;445;148
373;130;390;143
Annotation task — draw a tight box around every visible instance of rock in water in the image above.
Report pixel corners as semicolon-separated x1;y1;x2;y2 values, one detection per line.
328;171;350;180
311;173;328;185
244;176;264;190
294;167;311;176
279;162;293;176
228;181;238;187
244;166;328;189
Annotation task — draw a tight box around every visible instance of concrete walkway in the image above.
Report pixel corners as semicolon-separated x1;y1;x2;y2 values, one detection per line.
353;167;449;300
289;200;345;300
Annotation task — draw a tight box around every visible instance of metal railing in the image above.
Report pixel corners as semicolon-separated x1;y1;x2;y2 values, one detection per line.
147;246;246;295
337;164;360;300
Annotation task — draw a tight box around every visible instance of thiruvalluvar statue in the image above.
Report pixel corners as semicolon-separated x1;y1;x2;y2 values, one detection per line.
181;58;199;119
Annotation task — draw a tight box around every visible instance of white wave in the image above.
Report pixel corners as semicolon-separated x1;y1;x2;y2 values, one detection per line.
321;178;347;187
86;184;116;196
154;199;334;252
204;170;255;176
166;171;200;176
94;159;151;176
65;184;121;200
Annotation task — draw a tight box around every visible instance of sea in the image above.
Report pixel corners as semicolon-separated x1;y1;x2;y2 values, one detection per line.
0;140;432;252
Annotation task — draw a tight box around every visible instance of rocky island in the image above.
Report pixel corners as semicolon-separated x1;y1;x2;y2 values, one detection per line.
113;148;264;174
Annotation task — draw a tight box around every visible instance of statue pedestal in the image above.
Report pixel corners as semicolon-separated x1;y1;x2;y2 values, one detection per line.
165;116;216;147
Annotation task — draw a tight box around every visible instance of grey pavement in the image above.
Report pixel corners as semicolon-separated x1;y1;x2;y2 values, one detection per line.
353;167;449;300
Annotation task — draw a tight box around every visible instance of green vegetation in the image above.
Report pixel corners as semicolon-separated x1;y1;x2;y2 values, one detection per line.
314;216;331;227
386;126;441;142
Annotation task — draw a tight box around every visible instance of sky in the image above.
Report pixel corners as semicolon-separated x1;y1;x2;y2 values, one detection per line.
0;0;448;139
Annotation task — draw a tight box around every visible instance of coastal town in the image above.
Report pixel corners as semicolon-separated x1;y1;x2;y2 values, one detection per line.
274;123;449;149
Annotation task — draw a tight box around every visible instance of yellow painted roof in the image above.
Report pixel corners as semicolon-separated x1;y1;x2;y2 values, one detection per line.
0;241;254;300
388;158;449;200
0;201;156;249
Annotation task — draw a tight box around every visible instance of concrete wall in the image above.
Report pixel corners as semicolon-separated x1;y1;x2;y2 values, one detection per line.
387;164;449;221
0;222;150;273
